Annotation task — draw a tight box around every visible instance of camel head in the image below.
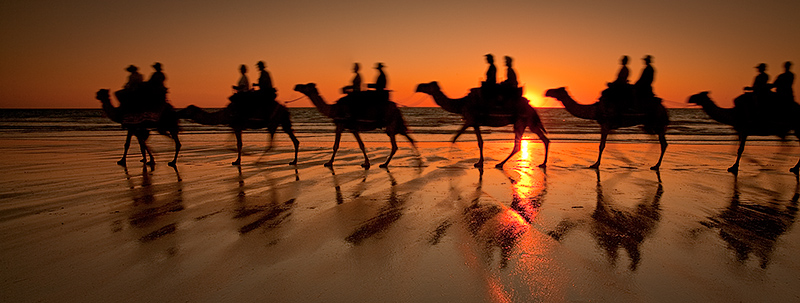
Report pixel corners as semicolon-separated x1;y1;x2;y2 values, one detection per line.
687;92;711;106
96;89;111;103
293;83;318;96
415;81;440;95
544;87;569;101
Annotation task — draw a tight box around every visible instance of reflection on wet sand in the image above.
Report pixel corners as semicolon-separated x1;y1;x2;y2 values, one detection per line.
345;170;405;245
330;167;369;205
119;164;184;251
700;174;799;269
548;170;663;270
430;166;546;269
505;167;547;225
233;166;299;236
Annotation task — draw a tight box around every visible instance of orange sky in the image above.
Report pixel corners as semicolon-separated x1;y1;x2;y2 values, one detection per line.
1;0;798;109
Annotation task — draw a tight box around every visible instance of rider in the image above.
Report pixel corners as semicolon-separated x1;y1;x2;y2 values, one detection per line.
368;62;387;91
772;61;794;102
233;64;250;93
603;56;632;114
255;61;276;100
481;54;498;106
634;55;655;111
124;65;144;90
341;63;362;94
147;62;167;107
500;56;519;107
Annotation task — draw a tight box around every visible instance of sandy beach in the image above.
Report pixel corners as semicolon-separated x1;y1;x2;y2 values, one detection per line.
2;131;800;302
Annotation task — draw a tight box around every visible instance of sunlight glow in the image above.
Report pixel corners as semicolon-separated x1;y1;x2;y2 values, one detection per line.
524;92;542;108
520;140;530;160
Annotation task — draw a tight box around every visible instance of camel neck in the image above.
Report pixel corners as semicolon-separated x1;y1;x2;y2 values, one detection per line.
697;98;735;126
306;91;334;118
429;89;466;114
556;93;597;120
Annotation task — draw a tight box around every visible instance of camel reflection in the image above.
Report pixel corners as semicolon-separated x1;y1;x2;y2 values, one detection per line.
700;175;799;268
433;168;541;269
345;170;404;245
505;167;547;225
548;170;662;270
330;167;369;205
233;166;299;236
119;165;184;246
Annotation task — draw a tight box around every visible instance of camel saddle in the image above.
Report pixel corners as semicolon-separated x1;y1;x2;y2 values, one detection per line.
228;90;280;123
335;90;391;123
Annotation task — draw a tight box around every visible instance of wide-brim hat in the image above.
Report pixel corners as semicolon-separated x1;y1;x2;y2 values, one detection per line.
126;65;138;72
756;63;766;69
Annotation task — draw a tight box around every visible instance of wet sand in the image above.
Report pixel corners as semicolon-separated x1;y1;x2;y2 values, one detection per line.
2;132;800;302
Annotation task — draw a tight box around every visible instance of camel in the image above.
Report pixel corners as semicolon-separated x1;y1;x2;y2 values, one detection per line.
293;83;417;169
545;87;669;170
96;89;181;167
415;81;550;168
687;91;800;174
177;93;299;166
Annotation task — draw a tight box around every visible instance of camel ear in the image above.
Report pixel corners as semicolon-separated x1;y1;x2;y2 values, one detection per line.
701;91;709;96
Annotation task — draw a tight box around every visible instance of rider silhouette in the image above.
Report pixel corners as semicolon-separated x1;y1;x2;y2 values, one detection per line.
368;62;387;91
255;61;277;100
481;54;499;106
501;56;518;88
146;62;168;109
233;64;250;93
342;63;362;94
634;55;655;111
613;55;630;85
602;56;634;115
772;61;794;102
125;65;144;90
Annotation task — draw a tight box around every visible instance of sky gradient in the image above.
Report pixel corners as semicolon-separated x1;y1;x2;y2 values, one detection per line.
1;0;798;109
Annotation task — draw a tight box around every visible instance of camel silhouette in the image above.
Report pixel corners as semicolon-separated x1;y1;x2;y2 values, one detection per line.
293;83;417;169
96;89;181;167
545;87;669;170
687;91;800;174
177;94;299;166
415;81;549;168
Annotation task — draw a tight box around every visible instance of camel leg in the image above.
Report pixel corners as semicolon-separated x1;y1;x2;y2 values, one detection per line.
729;135;747;174
650;132;667;171
281;121;300;165
168;131;180;167
474;126;484;168
591;128;609;169
118;131;133;166
265;128;276;153
326;126;343;167
531;125;550;168
352;131;370;169
496;125;523;168
232;129;243;165
452;123;470;144
381;134;398;168
145;144;155;166
135;134;150;165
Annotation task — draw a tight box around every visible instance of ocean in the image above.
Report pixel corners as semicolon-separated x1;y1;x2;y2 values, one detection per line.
0;107;754;143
